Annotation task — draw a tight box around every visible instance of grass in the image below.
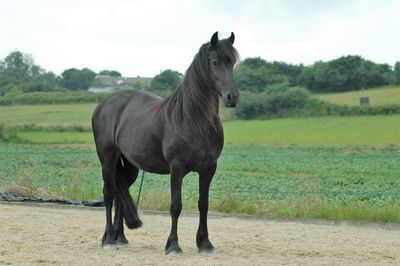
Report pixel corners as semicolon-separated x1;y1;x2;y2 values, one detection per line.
3;103;399;147
2;102;400;222
17;131;94;144
1;143;400;222
0;103;95;127
15;115;400;147
0;102;235;128
223;116;400;147
314;85;400;106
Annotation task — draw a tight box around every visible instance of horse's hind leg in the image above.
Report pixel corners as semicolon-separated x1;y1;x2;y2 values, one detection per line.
113;158;139;247
112;180;128;247
101;163;118;249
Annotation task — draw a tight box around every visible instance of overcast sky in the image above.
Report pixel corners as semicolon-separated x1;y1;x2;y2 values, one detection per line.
0;0;399;77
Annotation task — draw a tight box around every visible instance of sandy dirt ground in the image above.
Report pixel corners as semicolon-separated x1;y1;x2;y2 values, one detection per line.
1;203;400;266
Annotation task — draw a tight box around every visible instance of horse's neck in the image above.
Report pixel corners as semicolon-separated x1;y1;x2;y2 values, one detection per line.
165;82;219;137
184;83;219;122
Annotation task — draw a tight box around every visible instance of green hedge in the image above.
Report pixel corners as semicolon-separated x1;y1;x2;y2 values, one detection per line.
13;124;91;132
235;89;400;119
302;100;400;117
0;91;110;105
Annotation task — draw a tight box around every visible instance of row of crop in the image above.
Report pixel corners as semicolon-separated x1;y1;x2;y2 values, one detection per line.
1;144;399;202
1;143;400;221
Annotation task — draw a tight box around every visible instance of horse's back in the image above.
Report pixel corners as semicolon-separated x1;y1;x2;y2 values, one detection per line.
93;89;161;125
92;90;162;155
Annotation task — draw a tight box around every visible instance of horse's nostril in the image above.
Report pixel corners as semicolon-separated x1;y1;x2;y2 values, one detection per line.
227;93;232;101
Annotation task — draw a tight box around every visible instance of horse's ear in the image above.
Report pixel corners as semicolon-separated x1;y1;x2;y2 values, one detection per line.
228;32;235;45
210;31;218;49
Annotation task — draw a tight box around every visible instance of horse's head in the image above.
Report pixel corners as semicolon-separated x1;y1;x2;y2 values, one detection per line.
208;32;239;108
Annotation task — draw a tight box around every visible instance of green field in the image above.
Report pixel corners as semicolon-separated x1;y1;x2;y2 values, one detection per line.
2;103;400;147
1;143;399;222
11;116;400;147
314;85;400;106
2;103;400;222
0;104;94;127
0;103;235;127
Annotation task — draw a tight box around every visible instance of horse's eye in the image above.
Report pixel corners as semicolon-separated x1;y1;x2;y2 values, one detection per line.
212;60;218;66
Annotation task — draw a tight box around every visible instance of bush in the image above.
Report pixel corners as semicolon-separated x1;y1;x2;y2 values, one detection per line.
0;124;17;142
235;87;311;119
264;82;290;94
21;82;59;93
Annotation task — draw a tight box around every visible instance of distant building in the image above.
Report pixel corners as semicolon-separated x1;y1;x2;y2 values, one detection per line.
89;75;152;93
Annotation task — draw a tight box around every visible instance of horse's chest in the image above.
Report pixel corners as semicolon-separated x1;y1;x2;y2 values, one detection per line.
176;137;223;171
162;122;224;171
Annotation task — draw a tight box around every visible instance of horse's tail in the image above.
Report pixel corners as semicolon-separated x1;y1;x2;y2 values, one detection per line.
115;162;142;229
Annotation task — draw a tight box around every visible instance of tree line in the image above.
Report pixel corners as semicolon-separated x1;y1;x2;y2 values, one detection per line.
149;55;400;94
1;50;400;98
235;56;400;93
0;51;122;96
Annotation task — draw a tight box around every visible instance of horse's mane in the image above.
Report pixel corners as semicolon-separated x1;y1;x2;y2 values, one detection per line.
161;39;239;136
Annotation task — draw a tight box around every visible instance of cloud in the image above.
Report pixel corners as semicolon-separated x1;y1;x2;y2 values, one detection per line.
0;0;399;76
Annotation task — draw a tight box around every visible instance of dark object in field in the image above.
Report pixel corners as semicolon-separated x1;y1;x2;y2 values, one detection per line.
360;97;370;106
91;32;239;254
82;195;104;207
0;191;78;205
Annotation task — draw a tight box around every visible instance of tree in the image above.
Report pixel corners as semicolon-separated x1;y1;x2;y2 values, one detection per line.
395;61;400;85
98;70;122;77
0;51;45;82
234;57;303;93
241;57;267;69
361;62;394;88
300;55;394;92
234;64;271;93
150;69;183;91
0;50;61;94
40;71;60;87
61;68;96;90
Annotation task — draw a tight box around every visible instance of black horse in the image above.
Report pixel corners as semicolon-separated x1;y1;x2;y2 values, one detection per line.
92;32;239;254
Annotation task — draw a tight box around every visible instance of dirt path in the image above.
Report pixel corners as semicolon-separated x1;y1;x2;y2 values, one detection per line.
1;203;400;265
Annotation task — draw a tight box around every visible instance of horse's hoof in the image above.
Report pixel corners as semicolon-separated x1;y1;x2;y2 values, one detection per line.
199;246;214;254
102;243;118;250
165;244;183;255
116;242;129;248
166;248;183;256
116;236;129;248
197;238;214;254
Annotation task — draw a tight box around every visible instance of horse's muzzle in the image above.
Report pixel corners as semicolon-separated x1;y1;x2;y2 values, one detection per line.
223;92;239;108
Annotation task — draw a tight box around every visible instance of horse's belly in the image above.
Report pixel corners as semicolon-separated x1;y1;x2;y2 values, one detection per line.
117;132;169;174
123;151;170;174
124;156;170;174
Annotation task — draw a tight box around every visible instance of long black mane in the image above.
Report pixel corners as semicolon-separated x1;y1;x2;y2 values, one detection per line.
162;39;239;135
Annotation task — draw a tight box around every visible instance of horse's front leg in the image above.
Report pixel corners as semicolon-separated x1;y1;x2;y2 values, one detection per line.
165;164;187;255
197;164;217;253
